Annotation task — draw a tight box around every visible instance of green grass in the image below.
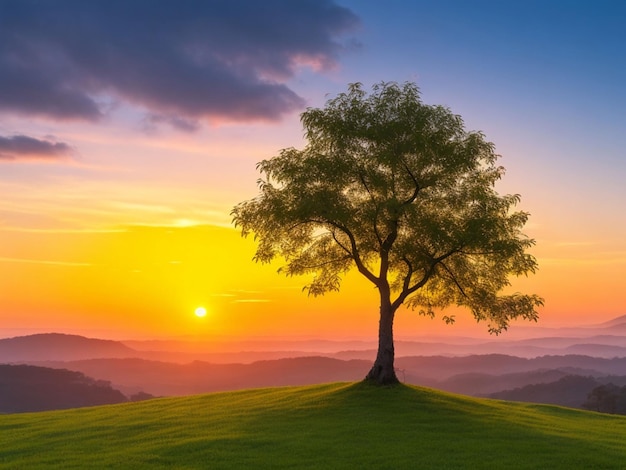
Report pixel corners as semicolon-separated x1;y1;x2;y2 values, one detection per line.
2;382;626;469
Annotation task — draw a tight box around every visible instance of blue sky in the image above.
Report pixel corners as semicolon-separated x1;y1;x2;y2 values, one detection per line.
340;0;626;234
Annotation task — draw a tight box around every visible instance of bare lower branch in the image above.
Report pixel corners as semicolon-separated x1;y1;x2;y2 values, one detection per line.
401;256;414;293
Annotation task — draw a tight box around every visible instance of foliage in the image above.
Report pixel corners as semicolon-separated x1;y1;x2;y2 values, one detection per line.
583;383;626;414
2;383;626;468
233;82;542;334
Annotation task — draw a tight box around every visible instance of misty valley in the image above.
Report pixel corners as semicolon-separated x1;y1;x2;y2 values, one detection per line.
3;315;626;415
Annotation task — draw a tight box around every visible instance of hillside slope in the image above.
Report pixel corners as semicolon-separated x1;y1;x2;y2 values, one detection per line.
1;383;626;469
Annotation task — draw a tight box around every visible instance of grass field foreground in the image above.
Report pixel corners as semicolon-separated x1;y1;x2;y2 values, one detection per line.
1;382;626;469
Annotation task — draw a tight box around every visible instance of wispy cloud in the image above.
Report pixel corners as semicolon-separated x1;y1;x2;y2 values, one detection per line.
540;255;626;266
552;241;599;248
212;290;271;303
0;256;91;267
0;0;359;128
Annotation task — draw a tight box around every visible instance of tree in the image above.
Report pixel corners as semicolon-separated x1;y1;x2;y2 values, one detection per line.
582;383;626;414
232;82;543;385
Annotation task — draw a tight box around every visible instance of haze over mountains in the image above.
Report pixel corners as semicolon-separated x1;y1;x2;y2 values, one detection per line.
2;315;626;412
4;315;626;363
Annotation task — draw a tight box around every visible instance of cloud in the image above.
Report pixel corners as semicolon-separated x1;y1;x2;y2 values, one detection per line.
0;135;73;161
0;256;91;267
0;0;359;126
143;114;200;133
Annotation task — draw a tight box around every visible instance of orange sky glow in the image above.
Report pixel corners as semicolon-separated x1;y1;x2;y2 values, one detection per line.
2;219;624;340
1;1;625;342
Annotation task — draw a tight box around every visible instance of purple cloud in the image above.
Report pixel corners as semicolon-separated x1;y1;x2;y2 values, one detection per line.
0;0;359;126
0;135;73;161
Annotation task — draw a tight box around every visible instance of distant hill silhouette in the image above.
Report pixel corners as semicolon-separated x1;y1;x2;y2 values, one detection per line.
563;343;626;357
28;353;626;398
596;314;626;328
0;364;129;413
334;336;626;360
436;369;573;396
5;322;626;366
489;374;626;410
33;356;371;396
0;333;137;362
489;375;601;408
394;354;626;382
5;320;626;409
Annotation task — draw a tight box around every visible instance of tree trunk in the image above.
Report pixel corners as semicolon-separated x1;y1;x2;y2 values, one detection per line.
365;296;399;385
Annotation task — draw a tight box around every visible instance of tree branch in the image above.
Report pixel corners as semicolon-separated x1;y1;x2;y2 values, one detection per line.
379;223;398;281
328;220;379;285
294;217;379;285
400;160;421;206
376;159;416;280
401;256;414;293
293;255;353;271
391;248;460;309
358;170;384;245
439;261;469;299
331;229;352;256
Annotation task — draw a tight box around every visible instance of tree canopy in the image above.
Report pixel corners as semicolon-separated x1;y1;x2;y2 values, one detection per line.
232;82;543;384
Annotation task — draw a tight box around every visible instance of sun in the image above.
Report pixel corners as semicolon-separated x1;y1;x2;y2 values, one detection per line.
194;306;207;317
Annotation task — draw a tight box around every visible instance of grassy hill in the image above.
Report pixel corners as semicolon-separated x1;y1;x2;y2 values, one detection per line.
2;382;626;469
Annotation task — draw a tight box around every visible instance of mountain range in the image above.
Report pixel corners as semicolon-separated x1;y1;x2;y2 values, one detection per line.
2;315;626;412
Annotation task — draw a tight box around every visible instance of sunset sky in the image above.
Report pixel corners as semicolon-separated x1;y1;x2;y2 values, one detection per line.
1;0;625;341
